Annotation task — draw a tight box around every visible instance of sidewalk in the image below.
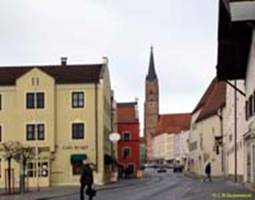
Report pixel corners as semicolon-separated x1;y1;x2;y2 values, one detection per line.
0;177;148;200
184;171;255;194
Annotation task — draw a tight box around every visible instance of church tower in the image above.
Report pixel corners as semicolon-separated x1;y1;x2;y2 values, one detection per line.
144;46;159;161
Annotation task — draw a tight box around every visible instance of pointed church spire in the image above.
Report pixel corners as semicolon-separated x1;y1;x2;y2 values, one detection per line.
146;46;157;81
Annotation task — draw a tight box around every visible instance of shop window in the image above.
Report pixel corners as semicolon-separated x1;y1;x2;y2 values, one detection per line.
72;161;83;175
27;161;48;177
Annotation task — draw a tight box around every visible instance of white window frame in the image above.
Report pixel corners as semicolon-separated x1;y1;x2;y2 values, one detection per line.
24;91;46;111
71;90;86;109
25;122;46;141
71;121;86;140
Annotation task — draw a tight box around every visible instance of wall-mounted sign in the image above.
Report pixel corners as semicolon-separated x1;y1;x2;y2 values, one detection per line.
62;145;89;150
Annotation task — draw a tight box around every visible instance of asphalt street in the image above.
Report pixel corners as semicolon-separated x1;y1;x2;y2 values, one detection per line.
50;169;255;200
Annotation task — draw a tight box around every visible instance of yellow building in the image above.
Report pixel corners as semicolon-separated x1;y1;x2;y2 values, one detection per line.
0;57;114;188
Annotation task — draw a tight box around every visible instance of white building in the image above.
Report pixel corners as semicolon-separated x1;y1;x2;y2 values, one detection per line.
152;114;191;163
188;78;226;177
216;0;255;187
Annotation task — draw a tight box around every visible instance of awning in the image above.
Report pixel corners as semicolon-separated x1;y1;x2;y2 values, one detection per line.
70;154;87;164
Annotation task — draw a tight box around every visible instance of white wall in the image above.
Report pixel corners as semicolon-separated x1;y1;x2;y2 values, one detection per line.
244;30;255;183
223;81;246;179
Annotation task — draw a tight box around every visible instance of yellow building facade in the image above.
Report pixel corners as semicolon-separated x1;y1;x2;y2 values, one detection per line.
0;58;114;188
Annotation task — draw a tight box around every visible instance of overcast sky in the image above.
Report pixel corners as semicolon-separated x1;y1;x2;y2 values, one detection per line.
0;0;218;134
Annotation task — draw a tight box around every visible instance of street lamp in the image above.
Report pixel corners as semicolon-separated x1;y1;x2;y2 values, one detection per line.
109;132;120;182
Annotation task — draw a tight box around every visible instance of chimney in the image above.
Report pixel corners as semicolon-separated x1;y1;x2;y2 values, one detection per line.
102;57;108;65
61;57;67;66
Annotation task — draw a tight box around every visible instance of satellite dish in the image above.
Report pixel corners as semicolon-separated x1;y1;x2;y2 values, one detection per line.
109;133;121;143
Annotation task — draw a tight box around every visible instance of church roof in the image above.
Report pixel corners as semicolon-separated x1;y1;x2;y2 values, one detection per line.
146;47;157;81
156;113;191;135
117;102;139;123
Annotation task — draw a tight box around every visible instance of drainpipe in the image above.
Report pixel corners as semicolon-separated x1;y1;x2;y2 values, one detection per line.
234;80;238;182
95;83;98;172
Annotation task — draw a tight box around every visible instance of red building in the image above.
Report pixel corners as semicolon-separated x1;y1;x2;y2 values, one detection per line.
117;102;140;177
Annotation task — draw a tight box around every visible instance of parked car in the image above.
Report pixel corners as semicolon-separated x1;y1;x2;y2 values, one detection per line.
173;160;183;173
157;167;167;173
165;163;174;169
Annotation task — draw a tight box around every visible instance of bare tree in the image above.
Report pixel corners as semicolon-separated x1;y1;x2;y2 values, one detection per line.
1;141;23;194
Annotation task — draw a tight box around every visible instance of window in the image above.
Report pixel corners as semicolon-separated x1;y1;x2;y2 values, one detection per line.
72;92;84;108
0;159;1;178
37;124;45;140
40;162;49;177
72;123;84;139
72;161;83;175
27;93;34;109
254;91;255;114
123;132;131;141
249;95;253;117
0;94;2;110
26;124;45;141
123;147;131;158
37;93;45;109
246;101;249;121
27;161;48;177
27;124;35;141
26;92;45;109
27;162;36;177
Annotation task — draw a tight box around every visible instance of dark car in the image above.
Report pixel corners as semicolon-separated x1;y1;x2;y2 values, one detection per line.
173;161;183;173
157;167;167;173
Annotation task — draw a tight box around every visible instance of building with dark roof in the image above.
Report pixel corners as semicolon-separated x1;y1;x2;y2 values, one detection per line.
188;75;246;179
0;57;115;187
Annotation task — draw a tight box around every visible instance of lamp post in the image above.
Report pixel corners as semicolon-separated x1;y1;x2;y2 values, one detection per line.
109;132;120;182
234;80;238;182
